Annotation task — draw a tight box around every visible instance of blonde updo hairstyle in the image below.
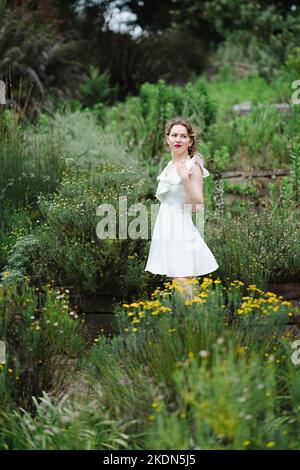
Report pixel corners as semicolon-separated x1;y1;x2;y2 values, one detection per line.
163;116;201;158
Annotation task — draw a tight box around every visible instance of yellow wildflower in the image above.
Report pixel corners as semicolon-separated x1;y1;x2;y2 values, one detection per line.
266;441;275;448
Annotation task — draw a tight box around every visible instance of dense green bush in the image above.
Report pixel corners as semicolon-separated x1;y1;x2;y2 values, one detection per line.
0;203;34;272
285;47;300;77
78;65;119;109
37;109;138;170
2;164;152;300
209;197;300;289
0;278;85;412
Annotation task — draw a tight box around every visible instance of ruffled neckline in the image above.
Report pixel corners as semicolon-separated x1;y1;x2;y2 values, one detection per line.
157;154;209;182
155;155;209;201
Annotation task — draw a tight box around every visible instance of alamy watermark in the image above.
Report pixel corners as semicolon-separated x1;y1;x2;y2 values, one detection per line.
291;80;300;105
95;196;206;241
0;80;6;104
291;340;300;365
0;340;6;365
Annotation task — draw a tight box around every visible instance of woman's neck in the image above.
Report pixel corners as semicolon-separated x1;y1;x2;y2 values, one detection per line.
171;153;192;163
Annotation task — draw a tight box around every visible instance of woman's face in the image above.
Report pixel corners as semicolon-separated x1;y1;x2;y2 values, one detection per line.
166;124;193;155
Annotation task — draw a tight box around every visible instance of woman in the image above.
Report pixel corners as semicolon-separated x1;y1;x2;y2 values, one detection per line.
144;116;219;300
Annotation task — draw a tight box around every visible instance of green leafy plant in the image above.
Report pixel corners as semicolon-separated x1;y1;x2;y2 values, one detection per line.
79;65;119;108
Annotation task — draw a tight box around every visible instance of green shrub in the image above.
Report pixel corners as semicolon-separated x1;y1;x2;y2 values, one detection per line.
0;278;85;411
285;47;300;77
0;391;134;450
2;164;151;299
40;108;138;170
209;200;300;288
0;110;65;212
0;203;34;272
79;65;119;108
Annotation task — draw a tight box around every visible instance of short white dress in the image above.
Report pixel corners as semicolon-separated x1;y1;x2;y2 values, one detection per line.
144;155;219;277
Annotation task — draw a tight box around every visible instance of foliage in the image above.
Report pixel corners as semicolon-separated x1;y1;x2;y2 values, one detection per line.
0;391;135;450
203;101;300;170
285;47;300;77
82;277;299;449
0;1;83;118
0;109;65;212
288;141;300;205
0;262;299;449
203;0;300;77
104;77;216;164
0;278;85;411
0;203;34;272
78;65;119;108
37;108;138;169
209;199;300;288
2;164;151;299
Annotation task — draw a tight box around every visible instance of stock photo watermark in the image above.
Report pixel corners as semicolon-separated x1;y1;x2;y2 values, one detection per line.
0;340;6;365
0;80;6;104
95;196;206;241
291;340;300;365
291;80;300;105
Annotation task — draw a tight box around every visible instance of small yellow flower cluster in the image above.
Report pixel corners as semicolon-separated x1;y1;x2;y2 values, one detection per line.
200;276;215;290
266;441;275;448
30;320;41;331
237;286;293;317
247;284;263;293
148;399;163;421
122;299;172;333
123;275;220;329
230;280;245;288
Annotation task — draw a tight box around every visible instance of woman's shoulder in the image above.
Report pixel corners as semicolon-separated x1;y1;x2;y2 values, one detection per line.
189;154;210;177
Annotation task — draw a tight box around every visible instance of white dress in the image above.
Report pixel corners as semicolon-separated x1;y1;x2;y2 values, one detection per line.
144;155;219;277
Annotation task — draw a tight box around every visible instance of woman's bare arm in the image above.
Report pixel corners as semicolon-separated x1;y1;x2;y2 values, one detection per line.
181;164;204;212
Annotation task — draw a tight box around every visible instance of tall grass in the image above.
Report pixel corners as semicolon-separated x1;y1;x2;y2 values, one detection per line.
0;276;299;449
208;198;300;289
0;109;65;217
0;278;85;411
74;278;298;449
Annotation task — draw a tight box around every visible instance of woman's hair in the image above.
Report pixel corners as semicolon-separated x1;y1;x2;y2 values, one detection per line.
163;116;201;158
